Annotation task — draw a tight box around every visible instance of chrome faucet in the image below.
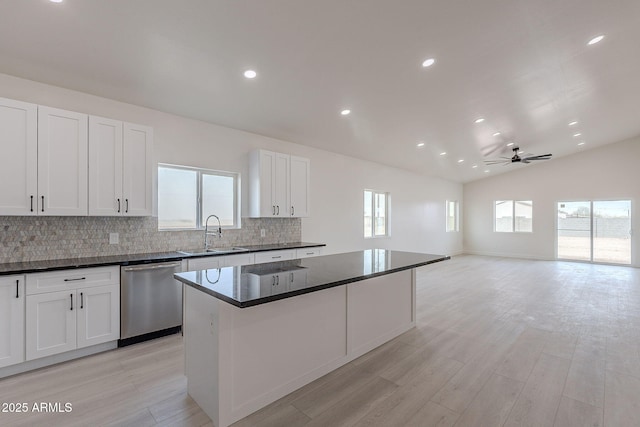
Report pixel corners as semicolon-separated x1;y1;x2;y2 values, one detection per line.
204;214;222;250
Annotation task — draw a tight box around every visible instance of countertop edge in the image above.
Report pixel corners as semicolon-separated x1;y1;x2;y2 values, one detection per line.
0;242;326;276
176;254;450;308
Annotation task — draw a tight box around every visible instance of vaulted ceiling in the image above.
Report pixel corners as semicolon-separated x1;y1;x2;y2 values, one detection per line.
2;0;639;182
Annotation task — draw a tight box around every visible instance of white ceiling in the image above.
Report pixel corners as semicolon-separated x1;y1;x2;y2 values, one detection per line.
1;0;639;182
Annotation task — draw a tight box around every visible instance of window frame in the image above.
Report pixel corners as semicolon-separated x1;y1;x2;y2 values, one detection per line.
364;189;390;238
446;200;459;232
158;163;241;231
494;199;533;233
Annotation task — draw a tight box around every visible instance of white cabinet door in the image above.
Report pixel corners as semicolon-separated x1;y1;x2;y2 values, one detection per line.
37;106;88;216
289;155;310;217
77;285;120;349
273;153;290;217
250;149;276;217
0;98;37;216
123;123;153;216
26;290;76;360
0;275;25;368
89;116;123;216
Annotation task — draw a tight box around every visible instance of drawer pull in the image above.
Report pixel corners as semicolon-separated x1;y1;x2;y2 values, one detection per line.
272;256;282;259
64;277;86;282
306;252;314;255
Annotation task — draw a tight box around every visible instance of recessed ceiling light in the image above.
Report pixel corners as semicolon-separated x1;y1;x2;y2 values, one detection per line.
474;118;485;124
493;132;501;137
243;70;257;79
568;121;578;126
457;159;465;163
422;58;436;68
472;164;478;169
439;152;447;156
49;0;63;3
340;109;351;116
416;142;425;147
573;133;582;137
588;35;605;46
484;170;490;173
506;142;514;147
578;142;586;146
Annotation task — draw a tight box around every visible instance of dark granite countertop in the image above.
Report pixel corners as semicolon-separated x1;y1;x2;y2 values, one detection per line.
0;242;325;276
175;249;450;308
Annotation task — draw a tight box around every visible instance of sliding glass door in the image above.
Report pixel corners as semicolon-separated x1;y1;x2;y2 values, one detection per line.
557;200;631;264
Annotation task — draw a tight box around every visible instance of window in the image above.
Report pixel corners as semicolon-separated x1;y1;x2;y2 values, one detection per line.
158;164;240;230
364;190;389;237
494;200;532;232
446;200;459;232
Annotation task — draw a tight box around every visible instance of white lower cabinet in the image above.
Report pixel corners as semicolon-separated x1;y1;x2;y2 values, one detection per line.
0;275;25;368
25;267;120;361
296;247;323;259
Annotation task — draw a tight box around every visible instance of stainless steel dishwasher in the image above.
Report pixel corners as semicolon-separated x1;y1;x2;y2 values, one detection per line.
120;261;184;345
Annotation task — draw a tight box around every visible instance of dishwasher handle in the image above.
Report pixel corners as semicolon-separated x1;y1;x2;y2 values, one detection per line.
122;262;182;272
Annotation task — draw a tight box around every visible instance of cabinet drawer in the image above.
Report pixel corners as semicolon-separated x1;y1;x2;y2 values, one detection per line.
26;266;120;295
253;250;296;264
296;248;323;259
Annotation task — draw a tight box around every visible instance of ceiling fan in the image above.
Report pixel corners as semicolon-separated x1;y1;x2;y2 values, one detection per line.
484;146;552;165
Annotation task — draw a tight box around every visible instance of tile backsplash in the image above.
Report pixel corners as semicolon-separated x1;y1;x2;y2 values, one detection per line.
0;216;301;263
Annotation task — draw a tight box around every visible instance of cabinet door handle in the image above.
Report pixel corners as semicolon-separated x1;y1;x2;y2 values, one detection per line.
64;277;86;282
16;280;19;298
125;199;129;213
117;198;121;213
41;195;45;212
80;292;84;309
272;205;275;215
276;205;280;215
272;276;276;286
276;275;280;285
30;195;34;212
70;293;73;311
291;206;294;216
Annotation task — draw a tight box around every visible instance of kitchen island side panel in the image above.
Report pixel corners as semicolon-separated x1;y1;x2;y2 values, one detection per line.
184;268;416;427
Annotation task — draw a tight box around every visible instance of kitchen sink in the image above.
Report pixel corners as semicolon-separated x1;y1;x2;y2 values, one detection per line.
178;247;249;256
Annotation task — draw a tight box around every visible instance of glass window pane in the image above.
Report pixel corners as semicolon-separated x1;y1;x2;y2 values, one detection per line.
495;200;513;232
202;174;236;227
158;167;197;229
364;191;372;237
557;201;591;261
374;193;387;236
593;200;631;264
447;200;458;232
515;200;533;232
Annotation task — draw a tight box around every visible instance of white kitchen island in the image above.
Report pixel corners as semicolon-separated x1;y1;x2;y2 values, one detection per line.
175;249;449;427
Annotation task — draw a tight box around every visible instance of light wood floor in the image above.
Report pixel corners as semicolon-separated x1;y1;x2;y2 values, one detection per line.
2;255;640;426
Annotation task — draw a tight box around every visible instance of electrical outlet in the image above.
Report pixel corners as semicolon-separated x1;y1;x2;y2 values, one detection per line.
109;233;119;245
260;229;266;237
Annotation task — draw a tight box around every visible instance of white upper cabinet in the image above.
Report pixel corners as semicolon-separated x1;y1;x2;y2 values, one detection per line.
89;118;153;216
0;98;38;215
249;150;310;218
289;155;310;217
89;116;123;215
38;106;89;216
122;123;153;216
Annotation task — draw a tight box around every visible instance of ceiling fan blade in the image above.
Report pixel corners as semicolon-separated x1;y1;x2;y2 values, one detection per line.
523;154;552;161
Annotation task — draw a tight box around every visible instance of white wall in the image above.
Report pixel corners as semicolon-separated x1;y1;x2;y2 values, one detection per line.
0;73;463;257
463;136;640;266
